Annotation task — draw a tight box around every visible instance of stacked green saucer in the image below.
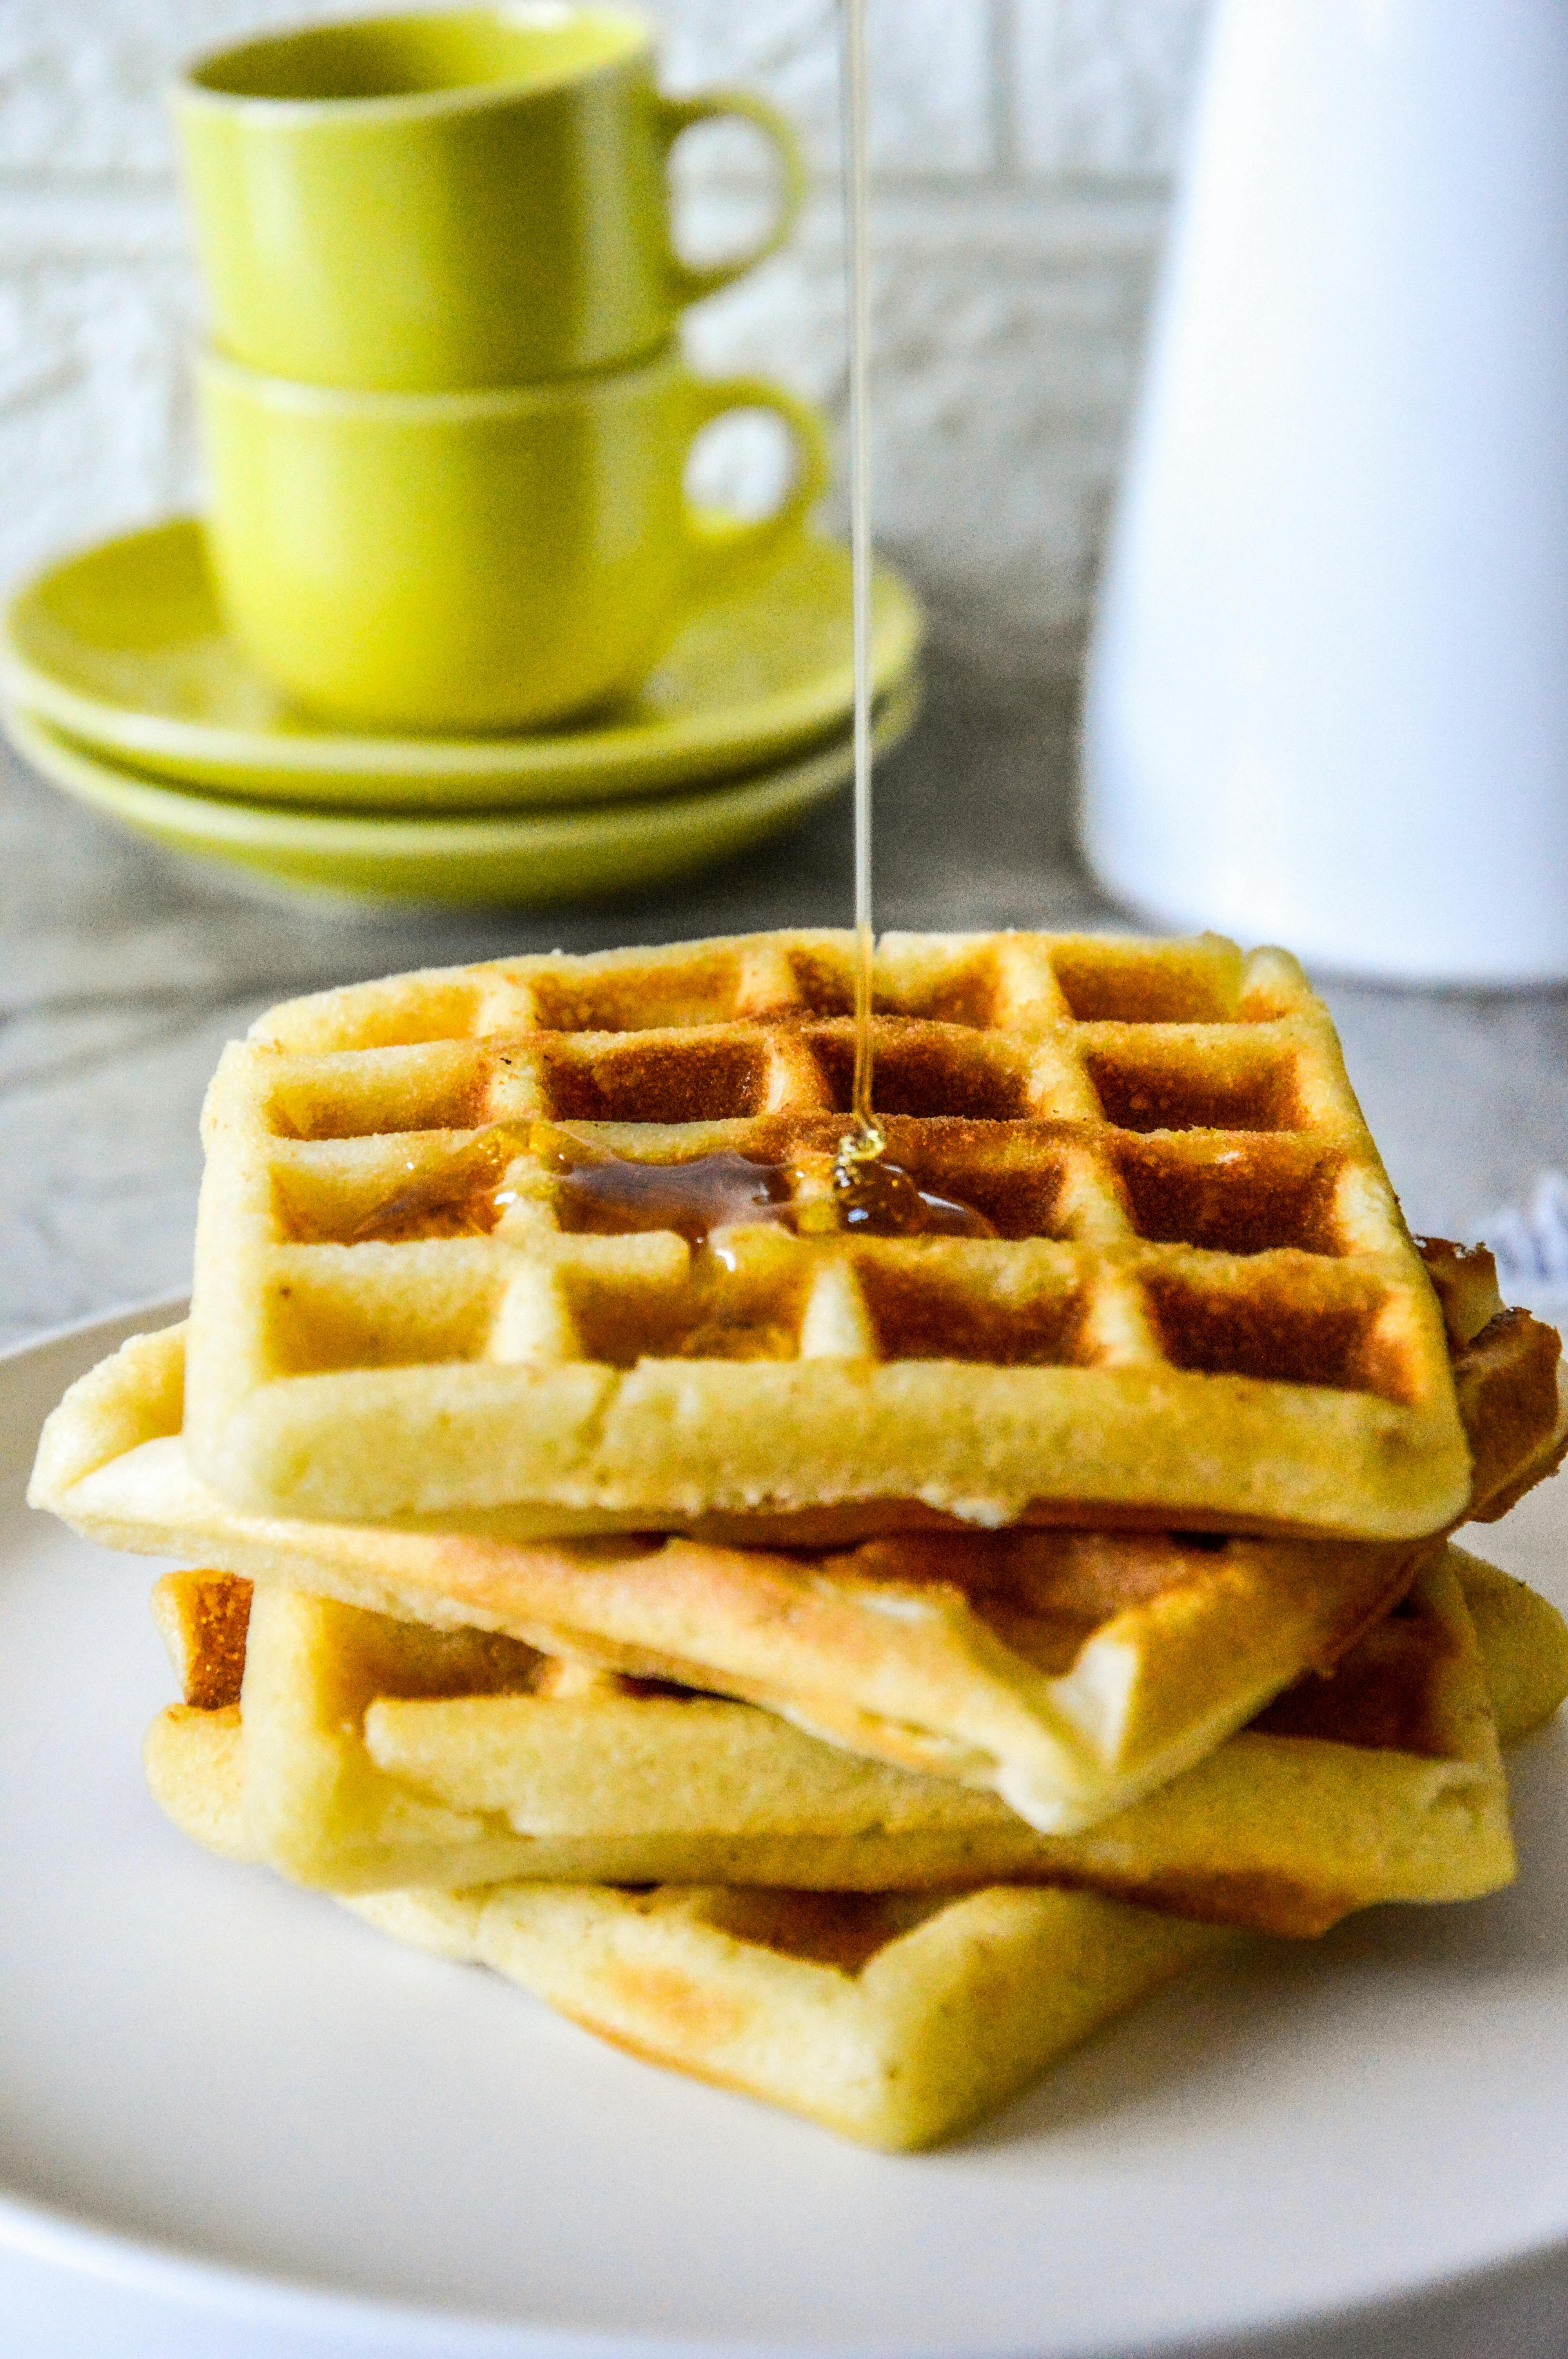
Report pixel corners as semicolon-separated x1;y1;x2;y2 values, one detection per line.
2;522;921;905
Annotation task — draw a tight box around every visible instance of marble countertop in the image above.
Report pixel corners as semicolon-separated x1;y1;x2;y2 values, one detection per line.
6;639;1567;1350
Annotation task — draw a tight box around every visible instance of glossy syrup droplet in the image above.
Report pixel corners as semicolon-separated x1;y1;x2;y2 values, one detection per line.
833;1154;998;1239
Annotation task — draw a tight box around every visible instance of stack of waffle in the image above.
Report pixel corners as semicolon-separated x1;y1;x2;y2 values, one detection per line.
30;930;1568;2149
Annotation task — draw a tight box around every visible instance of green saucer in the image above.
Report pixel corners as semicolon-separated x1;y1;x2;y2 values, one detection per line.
4;683;918;907
2;520;922;811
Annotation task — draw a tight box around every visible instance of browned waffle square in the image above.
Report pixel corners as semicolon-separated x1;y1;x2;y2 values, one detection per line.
183;931;1467;1537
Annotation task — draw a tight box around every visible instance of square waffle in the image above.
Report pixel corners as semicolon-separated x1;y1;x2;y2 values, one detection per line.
143;1549;1532;1933
33;1282;1559;1832
346;1882;1234;2152
182;930;1470;1540
138;1733;1231;2153
354;1884;1232;2151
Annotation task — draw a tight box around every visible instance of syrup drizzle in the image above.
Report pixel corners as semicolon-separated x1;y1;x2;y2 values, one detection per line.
822;8;998;1244
537;1135;795;1241
837;0;883;1183
352;1123;997;1247
351;1124;802;1248
833;1153;997;1239
350;1127;525;1242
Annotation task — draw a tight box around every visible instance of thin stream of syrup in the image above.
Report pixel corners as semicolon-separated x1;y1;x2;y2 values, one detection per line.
838;0;882;1177
828;3;992;1238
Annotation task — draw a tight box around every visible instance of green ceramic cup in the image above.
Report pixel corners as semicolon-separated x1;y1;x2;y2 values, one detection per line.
197;341;831;733
172;5;805;391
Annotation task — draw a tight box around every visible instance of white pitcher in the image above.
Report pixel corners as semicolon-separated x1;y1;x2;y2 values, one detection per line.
1082;0;1568;983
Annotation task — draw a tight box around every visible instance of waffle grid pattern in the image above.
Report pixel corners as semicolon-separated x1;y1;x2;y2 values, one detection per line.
186;931;1469;1536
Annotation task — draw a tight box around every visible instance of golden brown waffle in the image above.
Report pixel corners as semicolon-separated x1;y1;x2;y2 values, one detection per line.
33;1291;1558;1832
182;930;1469;1539
1423;1239;1568;1517
144;1551;1528;1932
354;1883;1231;2151
145;1544;1565;2154
1455;1552;1568;1741
138;1726;1233;2152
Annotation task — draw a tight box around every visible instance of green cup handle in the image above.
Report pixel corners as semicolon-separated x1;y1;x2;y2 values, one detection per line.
681;375;830;595
659;89;806;304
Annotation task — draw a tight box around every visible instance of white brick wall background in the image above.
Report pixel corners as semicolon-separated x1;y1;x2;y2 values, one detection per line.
0;0;1211;678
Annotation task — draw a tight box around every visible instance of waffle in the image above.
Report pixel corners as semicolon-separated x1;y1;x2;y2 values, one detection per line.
363;1882;1234;2150
143;1548;1563;2153
33;1285;1559;1832
181;930;1470;1540
142;1754;1230;2152
1423;1239;1568;1516
1454;1552;1568;1743
143;1549;1529;1932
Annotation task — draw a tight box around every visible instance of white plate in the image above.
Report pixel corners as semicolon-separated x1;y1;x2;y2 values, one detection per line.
4;1304;1568;2359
